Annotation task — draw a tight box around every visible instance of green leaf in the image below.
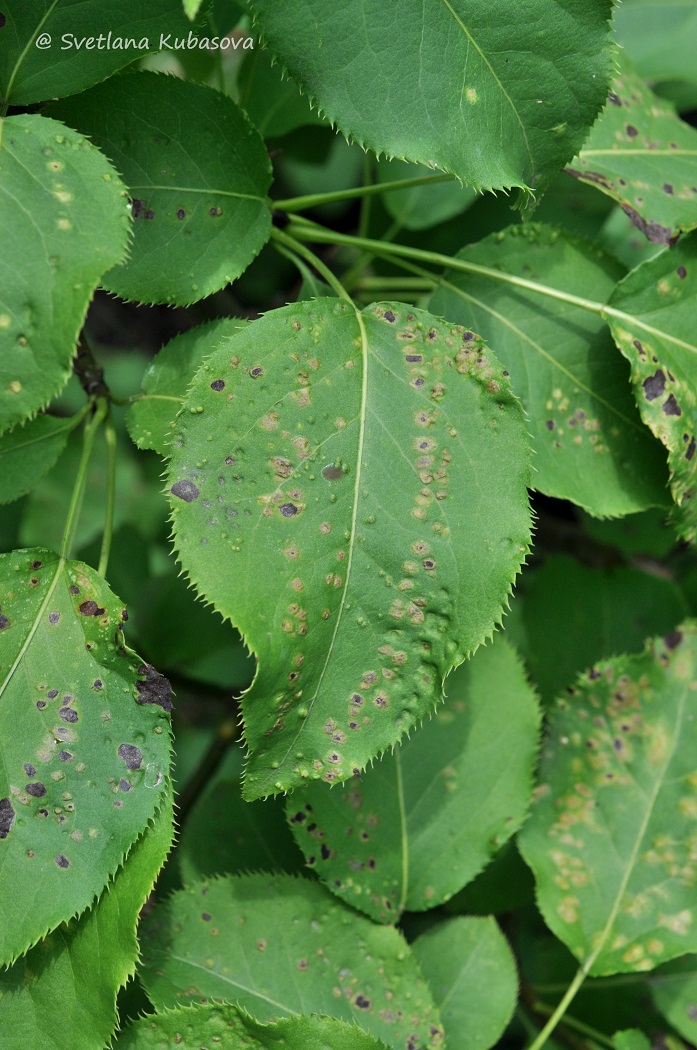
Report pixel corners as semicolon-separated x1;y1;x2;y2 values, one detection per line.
0;548;172;966
567;58;697;245
649;955;697;1043
0;1;196;106
519;622;697;976
247;0;613;195
613;1032;652;1050
285;636;539;922
376;160;477;232
0;413;77;504
115;1005;389;1050
520;555;687;703
580;508;679;558
140;873;444;1049
0;114;129;434
184;0;205;19
19;429;164;554
0;797;173;1050
49;73;272;306
237;48;325;138
443;841;535;917
429;224;669;517
166;299;531;798
606;232;697;539
412;917;518;1050
180;773;305;884
127;320;248;456
613;1;697;89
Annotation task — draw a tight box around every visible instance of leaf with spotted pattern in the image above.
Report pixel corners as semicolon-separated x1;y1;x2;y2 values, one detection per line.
0;797;173;1050
0;548;172;967
519;621;697;976
605;233;697;540
139;872;444;1050
285;636;540;923
567;57;697;245
166;299;532;799
114;1004;390;1050
429;223;670;519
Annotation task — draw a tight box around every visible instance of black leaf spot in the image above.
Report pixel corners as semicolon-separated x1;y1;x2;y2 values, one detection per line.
136;663;173;712
118;743;143;770
171;480;200;502
79;600;105;616
280;503;298;517
210;379;225;391
0;797;15;838
663;394;682;416
26;782;46;797
643;370;665;401
55;854;70;868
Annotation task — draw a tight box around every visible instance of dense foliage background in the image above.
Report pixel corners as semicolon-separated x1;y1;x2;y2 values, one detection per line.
2;1;697;1048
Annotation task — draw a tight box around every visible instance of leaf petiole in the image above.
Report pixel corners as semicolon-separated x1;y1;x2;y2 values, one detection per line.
59;397;108;562
273;172;456;214
98;406;117;578
270;226;355;305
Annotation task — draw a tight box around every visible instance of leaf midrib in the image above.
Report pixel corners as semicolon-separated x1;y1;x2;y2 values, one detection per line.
274;308;369;771
436;0;533;173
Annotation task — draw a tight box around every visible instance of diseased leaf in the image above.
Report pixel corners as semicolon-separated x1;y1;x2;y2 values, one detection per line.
519;622;697;975
166;299;531;798
0;414;76;504
49;73;272;306
412;917;518;1050
140;872;444;1050
286;636;539;922
0;1;196;106
127;319;248;456
0;548;172;966
115;1005;389;1050
429;224;669;517
376;160;477;231
605;233;697;539
649;955;697;1043
248;0;613;194
0;114;129;434
521;555;687;703
568;58;697;245
0;797;173;1050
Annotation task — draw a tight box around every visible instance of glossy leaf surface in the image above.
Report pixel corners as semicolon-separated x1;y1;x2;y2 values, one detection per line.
0;414;75;504
413;917;518;1050
286;637;539;922
140;873;444;1049
429;224;669;517
0;549;172;966
0;114;129;434
606;233;697;539
519;623;697;975
568;59;697;245
127;319;247;456
248;0;613;194
167;299;531;798
0;799;173;1050
50;73;272;306
0;0;194;106
115;1005;389;1050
